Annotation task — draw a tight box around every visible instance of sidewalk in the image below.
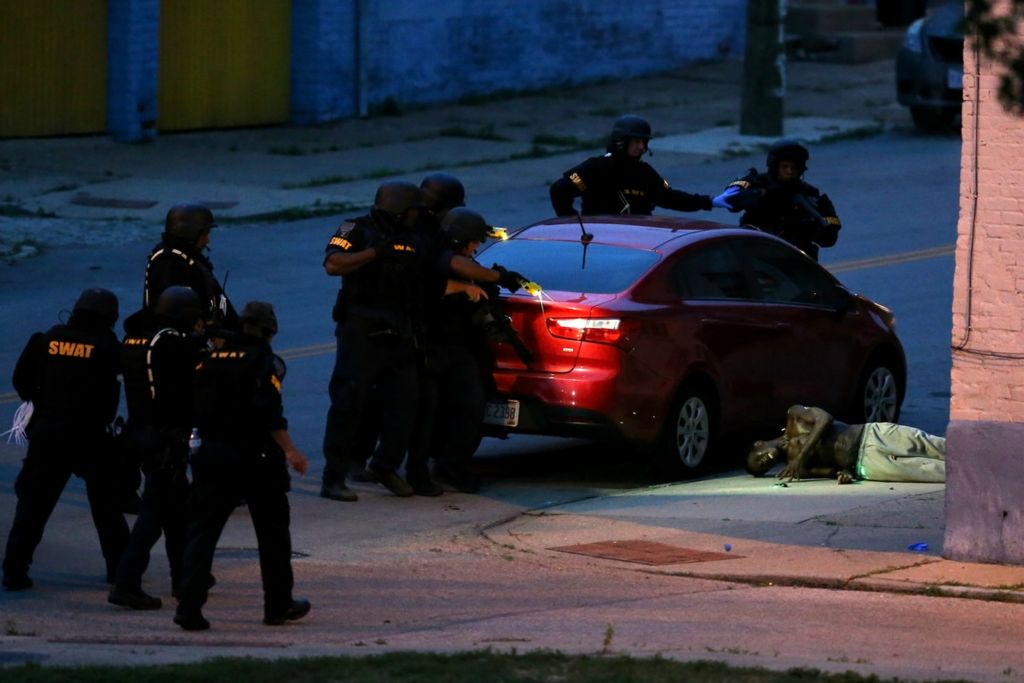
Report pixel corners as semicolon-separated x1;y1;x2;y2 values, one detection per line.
0;59;902;257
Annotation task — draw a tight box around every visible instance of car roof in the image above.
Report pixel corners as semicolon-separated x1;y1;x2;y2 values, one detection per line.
511;215;754;251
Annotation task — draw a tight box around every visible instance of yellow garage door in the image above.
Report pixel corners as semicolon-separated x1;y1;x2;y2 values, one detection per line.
0;1;107;138
159;0;291;131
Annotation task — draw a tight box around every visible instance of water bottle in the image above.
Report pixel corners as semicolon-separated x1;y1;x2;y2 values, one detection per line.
188;428;201;456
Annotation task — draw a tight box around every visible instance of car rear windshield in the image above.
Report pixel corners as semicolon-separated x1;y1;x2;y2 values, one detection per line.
480;239;660;293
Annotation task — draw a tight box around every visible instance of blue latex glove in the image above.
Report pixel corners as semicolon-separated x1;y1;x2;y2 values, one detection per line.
712;185;741;209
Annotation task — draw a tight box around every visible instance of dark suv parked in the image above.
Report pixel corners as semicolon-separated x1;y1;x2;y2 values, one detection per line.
896;0;964;132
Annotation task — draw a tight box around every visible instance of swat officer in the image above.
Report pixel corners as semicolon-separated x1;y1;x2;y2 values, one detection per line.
320;181;435;501
345;172;473;487
714;138;842;261
2;288;129;591
550;114;717;216
420;172;466;222
407;208;501;495
108;286;207;611
143;203;239;329
174;301;310;631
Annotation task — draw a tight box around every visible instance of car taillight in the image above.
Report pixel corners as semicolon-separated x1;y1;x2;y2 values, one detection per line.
546;317;628;345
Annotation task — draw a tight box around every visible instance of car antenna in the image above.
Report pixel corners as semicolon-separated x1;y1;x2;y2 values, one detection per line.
575;211;593;270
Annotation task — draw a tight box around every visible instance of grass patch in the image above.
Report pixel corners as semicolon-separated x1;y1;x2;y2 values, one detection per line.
282;174;356;189
282;167;402;189
818;126;885;144
267;145;307;156
439;124;511;141
42;183;80;194
216;201;364;224
532;133;586;147
0;651;946;683
0;204;57;218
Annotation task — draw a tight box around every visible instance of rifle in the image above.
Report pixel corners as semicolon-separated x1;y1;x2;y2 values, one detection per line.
472;282;534;367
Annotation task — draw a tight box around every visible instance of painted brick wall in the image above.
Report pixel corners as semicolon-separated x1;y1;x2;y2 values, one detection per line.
950;39;1024;421
361;0;744;109
292;0;357;124
292;0;744;120
945;0;1024;565
107;0;159;142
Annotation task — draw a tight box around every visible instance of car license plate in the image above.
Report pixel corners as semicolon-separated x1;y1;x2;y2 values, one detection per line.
483;400;520;427
948;68;963;90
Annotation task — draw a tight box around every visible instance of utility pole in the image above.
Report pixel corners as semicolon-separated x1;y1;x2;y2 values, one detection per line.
740;0;785;136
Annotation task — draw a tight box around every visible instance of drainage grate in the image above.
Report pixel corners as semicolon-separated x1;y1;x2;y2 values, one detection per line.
549;539;742;566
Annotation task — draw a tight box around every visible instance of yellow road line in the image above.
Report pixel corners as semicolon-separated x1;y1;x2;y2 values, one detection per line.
0;244;958;407
826;244;955;274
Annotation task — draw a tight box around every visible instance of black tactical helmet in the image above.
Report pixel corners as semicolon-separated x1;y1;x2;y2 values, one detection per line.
442;208;491;249
420;173;466;213
154;286;202;330
373;181;425;221
609;114;653;151
240;300;278;338
164;203;215;243
73;287;119;326
766;139;809;177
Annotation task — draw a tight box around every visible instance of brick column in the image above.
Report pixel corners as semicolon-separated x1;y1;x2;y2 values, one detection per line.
946;16;1024;564
107;0;159;142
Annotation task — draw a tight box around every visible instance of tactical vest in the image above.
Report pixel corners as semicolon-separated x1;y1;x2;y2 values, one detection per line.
341;217;423;333
32;322;119;427
121;327;185;427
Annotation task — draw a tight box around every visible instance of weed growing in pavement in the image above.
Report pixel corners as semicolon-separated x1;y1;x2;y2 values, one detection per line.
42;183;80;194
0;204;56;218
819;127;886;144
216;202;363;224
5;619;36;636
827;655;870;665
706;646;758;656
600;623;615;654
439;124;511;141
282;174;355;189
268;145;307;156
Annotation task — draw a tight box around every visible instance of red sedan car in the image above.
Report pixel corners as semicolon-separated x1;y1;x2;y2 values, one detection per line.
476;215;905;477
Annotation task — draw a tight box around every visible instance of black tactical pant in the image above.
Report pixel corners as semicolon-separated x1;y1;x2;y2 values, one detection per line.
2;424;129;582
408;343;485;477
322;318;419;481
176;440;294;619
114;466;189;592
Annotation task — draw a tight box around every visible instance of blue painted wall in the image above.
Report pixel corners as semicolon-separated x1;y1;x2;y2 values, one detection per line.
107;0;159;142
292;0;745;123
110;0;744;138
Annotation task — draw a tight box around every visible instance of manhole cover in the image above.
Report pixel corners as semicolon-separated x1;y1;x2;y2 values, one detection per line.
549;539;742;566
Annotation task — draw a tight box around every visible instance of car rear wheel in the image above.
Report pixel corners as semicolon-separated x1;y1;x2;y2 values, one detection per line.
856;363;901;423
656;383;717;479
